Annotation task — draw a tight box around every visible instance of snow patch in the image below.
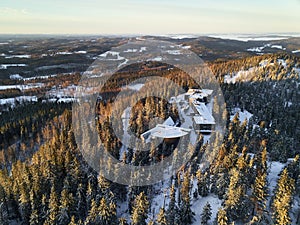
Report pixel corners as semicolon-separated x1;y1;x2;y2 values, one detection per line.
139;47;147;52
56;51;73;55
150;56;163;62
271;45;285;50
277;59;287;67
75;50;87;54
124;49;138;53
165;50;182;55
5;54;31;59
230;108;253;123
247;44;271;53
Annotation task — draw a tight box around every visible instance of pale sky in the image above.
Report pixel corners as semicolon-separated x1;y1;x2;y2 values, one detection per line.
0;0;300;34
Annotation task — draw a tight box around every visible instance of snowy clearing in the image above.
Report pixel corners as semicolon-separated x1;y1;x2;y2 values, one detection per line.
224;67;258;84
191;195;223;225
267;161;285;197
0;83;44;91
122;83;145;91
230;108;253;123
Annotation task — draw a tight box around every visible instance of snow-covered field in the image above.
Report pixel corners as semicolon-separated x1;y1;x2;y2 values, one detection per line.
0;64;27;69
0;83;44;91
0;96;38;106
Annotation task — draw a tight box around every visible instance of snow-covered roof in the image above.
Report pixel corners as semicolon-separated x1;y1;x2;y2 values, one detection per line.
141;124;191;140
193;102;215;124
163;116;175;126
187;89;213;96
187;89;213;101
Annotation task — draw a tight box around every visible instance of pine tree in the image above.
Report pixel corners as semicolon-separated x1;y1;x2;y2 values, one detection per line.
85;199;99;225
157;207;168;225
58;188;74;225
201;202;212;225
76;183;87;219
19;183;31;225
98;197;118;225
167;184;177;225
45;186;59;225
196;169;210;197
272;168;295;225
68;216;76;225
224;168;250;221
251;170;268;220
119;217;129;225
216;208;228;225
179;171;194;224
131;192;149;225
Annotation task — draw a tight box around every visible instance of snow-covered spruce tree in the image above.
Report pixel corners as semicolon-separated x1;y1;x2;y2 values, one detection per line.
68;216;76;225
167;184;178;225
201;202;212;225
58;188;75;225
251;171;268;222
131;192;149;225
85;199;100;225
119;217;129;225
157;207;168;225
215;208;228;225
44;185;59;225
224;168;251;221
196;169;210;197
98;197;118;225
178;171;194;225
271;168;295;225
250;144;269;223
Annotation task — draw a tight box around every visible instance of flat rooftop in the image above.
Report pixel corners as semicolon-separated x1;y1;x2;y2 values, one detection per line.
141;124;191;141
